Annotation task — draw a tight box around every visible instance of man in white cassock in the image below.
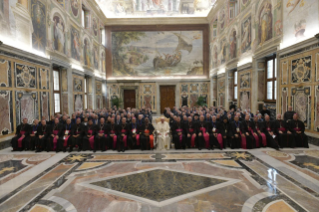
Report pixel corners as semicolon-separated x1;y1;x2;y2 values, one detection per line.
156;117;171;150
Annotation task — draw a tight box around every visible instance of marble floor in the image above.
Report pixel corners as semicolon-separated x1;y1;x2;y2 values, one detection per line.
0;146;319;211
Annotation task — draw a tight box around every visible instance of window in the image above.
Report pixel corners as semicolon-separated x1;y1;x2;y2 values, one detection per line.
266;56;277;101
84;78;88;109
233;70;237;100
229;8;234;19
53;70;61;114
101;28;106;46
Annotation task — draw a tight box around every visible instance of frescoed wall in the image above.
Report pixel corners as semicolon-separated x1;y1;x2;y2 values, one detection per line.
73;74;85;111
237;69;252;110
0;0;106;74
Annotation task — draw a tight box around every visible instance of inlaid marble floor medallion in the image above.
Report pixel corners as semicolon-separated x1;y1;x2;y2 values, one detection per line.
81;167;239;207
0;149;319;211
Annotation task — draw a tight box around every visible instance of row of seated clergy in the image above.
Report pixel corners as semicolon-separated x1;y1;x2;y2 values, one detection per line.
11;117;156;152
167;113;308;150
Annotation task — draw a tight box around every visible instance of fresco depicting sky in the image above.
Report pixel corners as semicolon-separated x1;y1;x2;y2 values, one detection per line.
96;0;217;18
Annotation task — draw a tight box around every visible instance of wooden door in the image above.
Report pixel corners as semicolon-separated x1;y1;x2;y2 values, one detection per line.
160;86;176;113
124;90;136;109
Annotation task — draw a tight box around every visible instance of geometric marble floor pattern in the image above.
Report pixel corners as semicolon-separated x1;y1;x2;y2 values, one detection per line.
0;146;319;211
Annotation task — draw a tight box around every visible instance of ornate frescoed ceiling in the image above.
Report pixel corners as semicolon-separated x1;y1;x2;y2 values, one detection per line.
95;0;217;18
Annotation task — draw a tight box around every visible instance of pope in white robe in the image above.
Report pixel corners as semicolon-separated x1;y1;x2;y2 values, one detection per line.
156;117;170;150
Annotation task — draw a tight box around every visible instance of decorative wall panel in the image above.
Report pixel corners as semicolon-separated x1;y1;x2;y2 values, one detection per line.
15;91;38;125
281;87;288;115
281;61;288;85
62;93;68;114
291;56;311;84
139;83;156;111
315;86;319;132
239;72;250;88
179;82;210;107
240;91;250;111
238;69;251;110
40;92;50;121
0;59;11;87
291;86;311;129
0;90;13;135
217;76;225;107
316;53;319;82
96;95;102;109
39;68;49;90
15;64;37;89
61;69;68;92
73;75;84;92
74;94;83;112
257;71;265;101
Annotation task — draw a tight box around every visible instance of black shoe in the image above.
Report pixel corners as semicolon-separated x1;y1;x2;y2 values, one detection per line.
68;147;73;152
93;150;96;153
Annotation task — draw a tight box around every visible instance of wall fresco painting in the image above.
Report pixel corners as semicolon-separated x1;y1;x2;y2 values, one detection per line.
93;43;99;70
31;0;46;53
84;38;92;67
69;0;81;23
0;90;13;135
111;31;204;76
291;86;311;129
15;64;37;89
0;59;11;87
241;15;251;53
53;14;66;54
240;91;250;110
229;29;237;60
71;26;81;61
62;93;68;114
258;0;272;46
73;76;83;92
283;0;319;44
239;72;250;88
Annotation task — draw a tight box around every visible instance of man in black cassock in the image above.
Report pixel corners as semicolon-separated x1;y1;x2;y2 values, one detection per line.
11;118;30;151
220;117;234;148
47;118;62;152
183;116;197;148
263;115;280;150
107;118;117;151
195;115;207;150
26;119;39;151
36;119;50;152
230;116;242;149
94;117;107;152
82;118;96;151
57;118;72;152
242;115;255;149
171;117;186;149
116;117;129;152
69;118;84;152
274;114;295;148
289;113;309;148
209;116;222;150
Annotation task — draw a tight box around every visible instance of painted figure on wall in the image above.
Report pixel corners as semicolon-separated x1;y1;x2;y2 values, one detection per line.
71;27;81;61
71;0;80;17
213;45;218;68
53;15;65;54
294;19;306;38
219;38;226;65
93;45;99;70
93;17;98;37
229;30;237;59
84;39;92;67
219;8;225;30
241;16;251;53
258;1;272;46
31;0;46;52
